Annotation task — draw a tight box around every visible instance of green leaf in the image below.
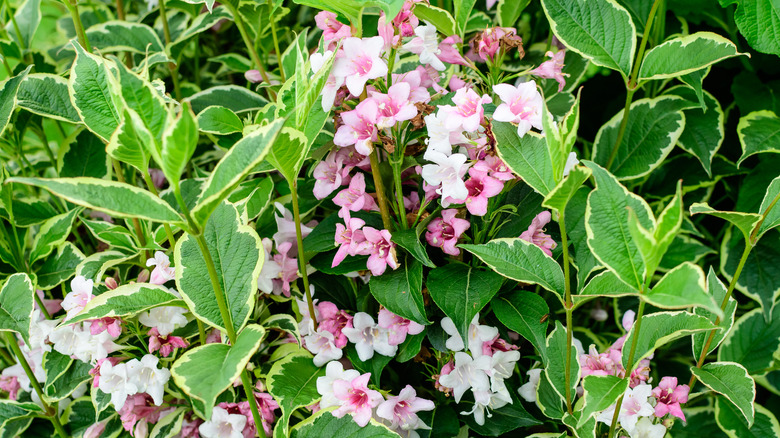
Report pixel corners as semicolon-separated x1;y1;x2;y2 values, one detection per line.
542;165;593;213
262;314;301;346
149;408;186;438
497;0;531;27
461;238;565;300
68;42;123;142
0;274;34;345
82;219;137;253
721;228;780;319
9;177;183;224
169;7;233;59
391;228;436;269
344;343;393;387
413;4;457;36
176;201;263;334
755;175;780;240
36;242;85;290
16;74;80;123
61;130;109;179
644;262;720;315
396;332;425;363
577;270;638;299
107;108;153;174
491;291;549;356
29;208;79;263
186;85;268;114
638;32;741;81
267;353;326;438
4;0;40;50
544;322;579;407
114;60;168;142
583;161;654;291
690;202;761;242
67;284;184;325
536;370;565;420
0;66;31;137
592;96;691;180
427;264;503;345
566;187;601;288
578;375;629;427
462;394;541;435
84;21;164;53
161;102;199;188
197;105;244;135
621;311;716;369
192;120;284;226
715;399;780;438
265;127;308;183
692;267;737;358
42;350;93;401
718;308;780;375
540;0;636;77
666;87;724;176
691;362;755;426
494;124;555;196
289;409;398;438
720;0;780;56
0;401;42;426
679;66;711;111
369;254;429;326
171;324;266;420
737;110;780;167
76;250;135;283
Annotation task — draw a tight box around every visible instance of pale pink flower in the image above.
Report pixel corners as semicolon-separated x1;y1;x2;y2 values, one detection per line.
90;357;122;388
377;308;424;345
334;99;379;156
119;393;163;436
318;301;354;348
245;70;263;83
315;11;352;46
492;82;544;137
481;335;519;357
371;82;418;129
146;251;175;285
596;384;655;435
273;242;299;297
652;377;689;421
392;70;431;103
361;227;399;276
426;209;470;256
35;289;62;316
148;327;189;358
423;111;466;158
377;12;394;52
200;406;246;438
438;351;492;403
532;50;568;92
580;345;621;378
444;88;492;132
403;23;445;71
313;152;345;200
84;421;107;438
434;361;455;394
0;374;20;400
464;168;504;216
254;392;280;436
333;173;378;212
393;1;419;37
376;385;435;433
439;35;468;66
519;211;557;256
272;203;315;253
404;191;421;213
61;276;94;321
449;75;467;91
332;37;388;97
336;145;371;178
304;329;343;367
332;373;385;427
333;210;368;268
90;317;122;338
473;27;517;61
473;155;514;181
421;152;470;203
342;312;397;360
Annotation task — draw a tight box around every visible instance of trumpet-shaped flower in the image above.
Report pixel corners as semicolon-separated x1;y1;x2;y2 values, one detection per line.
61;276;94;321
444;88;492;132
652;377;689;421
199;406;247;438
333;173;378;212
519;211;557;257
332;373;385;427
376;385;434;434
138;306;188;337
532;50;568;92
362;227;399;276
334;99;379;156
464;168;504;216
146;251;175;285
403;24;445;71
421;152;470;203
425;209;470;256
492;82;544;137
342;312;397;360
371;82;418;129
332;37;388;97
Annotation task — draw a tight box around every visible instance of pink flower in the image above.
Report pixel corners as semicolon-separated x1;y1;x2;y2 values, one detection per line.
0;374;20;400
255;392;280;436
393;1;419;37
148;327;189;358
334;99;379;156
315;11;352;46
492;82;544;137
377;308;425;345
146;251;175;285
403;192;420;213
473;27;517;61
371;82;417;129
444;88;492;132
118;393;163;436
332;37;388;97
449;76;467;91
519;211;557;256
90;317;122;338
362;227;399;276
61;276;94;321
426;209;470;256
580;345;621;378
35;289;62;316
332;373;385;426
434;361;454;394
333;210;368;268
652;377;689;421
216;402;254;438
333;173;378;212
532;50;568;92
84;421;107;438
393;70;431;103
336;145;371;178
464;168;504;216
439;35;468;66
90;357;121;388
473;155;515;181
245;70;263;83
313;151;345;200
317;301;354;348
376;385;434;432
273;242;299;297
481;335;519;357
403;24;446;71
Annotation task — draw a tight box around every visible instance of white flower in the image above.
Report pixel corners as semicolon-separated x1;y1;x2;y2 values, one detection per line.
440;315;498;356
98;361;138;410
438;352;491;403
296;293;320;337
29;310;57;352
257;238;282;295
126;355;170;406
488;350;520;398
342;312;396;361
310;50;334;74
518;368;542;403
629;417;667;438
403;24;445;71
146;251;176;285
563;151;579;178
317;361;360;409
462;389;512;425
138;306;188;336
199;406;247;438
304;329;343;367
273;203;314;251
421;152;470;204
596;383;655;435
73;327;121;362
61;276;94;321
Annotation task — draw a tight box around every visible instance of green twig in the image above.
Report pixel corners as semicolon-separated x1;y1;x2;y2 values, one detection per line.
369;149;393;231
290;181;317;329
607;299;646;438
65;0;91;52
267;0;284;83
559;210;573;415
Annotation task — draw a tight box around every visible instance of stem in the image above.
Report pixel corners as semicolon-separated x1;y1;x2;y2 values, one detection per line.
240;372;267;438
115;0;124;20
290;181;317;329
390;156;407;230
4;333;68;438
223;2;273;94
112;159;148;252
369;149;393;231
141;172;178;249
0;44;12;76
158;0;182;100
65;0;91;52
750;190;780;245
4;0;24;49
607;299;646;438
266;0;284;83
34;293;52;319
559;211;573;415
197;320;206;345
604;0;663;169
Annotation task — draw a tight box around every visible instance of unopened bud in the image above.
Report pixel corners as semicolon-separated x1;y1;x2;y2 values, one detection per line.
245;69;263;83
137;269;150;283
105;277;118;290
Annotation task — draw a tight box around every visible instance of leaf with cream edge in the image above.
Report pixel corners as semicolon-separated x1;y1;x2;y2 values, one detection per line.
68;42;123;142
83;21;165;54
583;161;654;291
37;242;85;290
106;108;153;174
289;409;399;438
755;175;780;241
114;60;168;143
0;66;31;137
578;375;629;427
493;123;556;196
637;32;743;81
171;324;266;420
197;106;244;135
413;3;457;36
427;263;504;345
692;268;737;359
540;0;635;77
369;254;429;326
0;273;34;345
66;284;185;325
262;314;301;346
736;110;780;167
592;96;693;180
691;362;755;427
574;270;639;308
161;102;199;188
719;0;780;56
542;165;593;213
266;353;326;438
29;208;80;263
265;127;309;183
191;120;284;226
715;399;780;438
665;86;725;177
461;238;565;300
689;202;761;242
621;311;716;369
176;201;263;334
16;74;80;123
76;250;135;283
491;290;549;356
149;408;186;438
643;262;720;315
542;89;581;183
544;322;580;408
721;228;780;320
9;177;183;224
718;308;780;376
